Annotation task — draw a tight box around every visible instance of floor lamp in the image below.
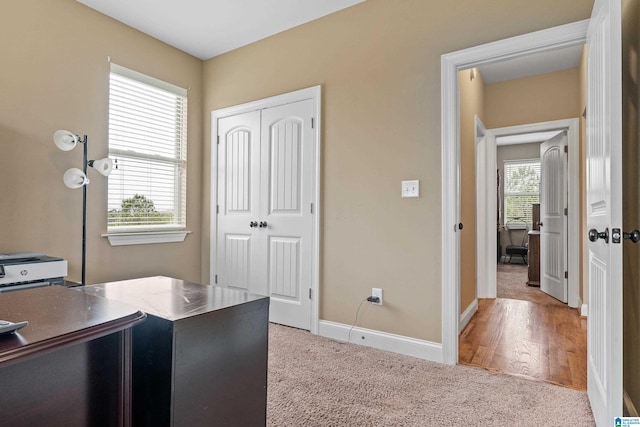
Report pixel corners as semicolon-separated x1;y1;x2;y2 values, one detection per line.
54;130;113;285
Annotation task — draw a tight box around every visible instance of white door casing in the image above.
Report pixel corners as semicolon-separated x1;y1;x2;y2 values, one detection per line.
586;0;623;423
540;132;568;302
475;116;497;299
211;86;321;334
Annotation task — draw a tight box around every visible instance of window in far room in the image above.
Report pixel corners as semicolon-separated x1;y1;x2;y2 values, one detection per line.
106;64;188;240
503;159;540;228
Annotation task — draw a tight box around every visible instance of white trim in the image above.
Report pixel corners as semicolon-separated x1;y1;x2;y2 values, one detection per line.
110;62;187;96
210;86;322;335
441;20;589;365
490;119;580;308
318;320;443;363
102;230;190;246
459;299;478;333
581;303;588;317
624;390;639;417
476;119;497;299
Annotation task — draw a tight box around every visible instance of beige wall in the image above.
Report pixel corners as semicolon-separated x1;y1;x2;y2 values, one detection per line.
622;0;640;414
0;0;204;284
203;0;593;342
458;69;485;313
484;68;582;129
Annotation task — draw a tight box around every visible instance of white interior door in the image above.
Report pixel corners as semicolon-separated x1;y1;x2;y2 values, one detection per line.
539;132;568;302
216;99;315;331
216;111;263;293
260;100;314;330
586;0;623;423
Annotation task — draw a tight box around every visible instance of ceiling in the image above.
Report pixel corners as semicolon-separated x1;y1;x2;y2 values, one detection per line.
77;0;365;60
478;44;584;84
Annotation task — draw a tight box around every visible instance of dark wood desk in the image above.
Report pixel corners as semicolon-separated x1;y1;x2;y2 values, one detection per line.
0;285;145;427
527;230;541;287
84;276;270;427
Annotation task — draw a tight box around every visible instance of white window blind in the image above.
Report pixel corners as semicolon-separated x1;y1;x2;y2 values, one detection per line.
504;159;540;227
107;64;187;232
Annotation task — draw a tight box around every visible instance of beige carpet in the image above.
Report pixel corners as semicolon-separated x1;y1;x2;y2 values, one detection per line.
497;263;565;306
267;324;594;426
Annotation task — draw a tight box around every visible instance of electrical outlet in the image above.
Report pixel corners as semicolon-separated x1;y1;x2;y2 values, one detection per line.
371;288;383;306
401;180;419;198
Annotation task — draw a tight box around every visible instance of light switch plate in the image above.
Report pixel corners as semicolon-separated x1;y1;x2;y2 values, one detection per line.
401;180;419;198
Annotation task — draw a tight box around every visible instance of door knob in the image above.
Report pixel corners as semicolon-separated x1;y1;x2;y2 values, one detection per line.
249;221;258;228
588;228;609;243
624;229;640;243
259;221;268;228
539;222;543;227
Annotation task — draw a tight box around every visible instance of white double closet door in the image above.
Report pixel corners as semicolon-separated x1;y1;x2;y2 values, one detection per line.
216;99;314;330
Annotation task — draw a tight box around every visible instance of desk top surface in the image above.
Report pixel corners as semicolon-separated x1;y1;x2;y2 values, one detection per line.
83;276;268;321
0;285;145;364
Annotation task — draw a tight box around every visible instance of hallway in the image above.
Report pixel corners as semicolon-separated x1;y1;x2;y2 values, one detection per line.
459;264;587;390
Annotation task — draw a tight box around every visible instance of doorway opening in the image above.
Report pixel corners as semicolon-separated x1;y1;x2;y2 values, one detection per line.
440;19;589;365
477;119;581;307
461;118;586;390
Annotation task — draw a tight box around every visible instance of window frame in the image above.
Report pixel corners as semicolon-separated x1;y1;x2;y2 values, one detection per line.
102;63;190;246
503;158;541;230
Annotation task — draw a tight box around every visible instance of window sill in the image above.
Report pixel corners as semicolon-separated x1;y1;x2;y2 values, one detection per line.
102;230;191;246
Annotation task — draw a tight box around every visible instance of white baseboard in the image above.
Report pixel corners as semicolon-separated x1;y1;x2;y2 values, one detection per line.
625;390;639;417
459;299;478;333
581;303;588;317
318;320;443;363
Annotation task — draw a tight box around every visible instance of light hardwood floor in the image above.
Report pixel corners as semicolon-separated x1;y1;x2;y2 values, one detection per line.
459;268;587;391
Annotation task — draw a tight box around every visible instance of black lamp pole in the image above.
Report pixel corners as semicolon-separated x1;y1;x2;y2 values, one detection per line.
81;134;88;286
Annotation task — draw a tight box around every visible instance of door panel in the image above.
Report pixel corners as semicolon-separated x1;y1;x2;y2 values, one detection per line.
217;111;263;294
261;100;314;330
586;0;623;423
269;237;301;299
225;129;252;212
224;234;251;289
540;133;567;302
269;119;302;213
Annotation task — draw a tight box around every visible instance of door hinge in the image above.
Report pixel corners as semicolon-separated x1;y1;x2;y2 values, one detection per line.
564;207;568;216
310;202;313;214
564;145;568;153
309;288;312;299
564;271;568;279
215;274;218;284
217;135;220;145
311;117;315;129
216;205;219;214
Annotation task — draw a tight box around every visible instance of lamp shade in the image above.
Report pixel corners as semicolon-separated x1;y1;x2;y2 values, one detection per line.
63;168;90;189
89;158;113;177
53;130;79;151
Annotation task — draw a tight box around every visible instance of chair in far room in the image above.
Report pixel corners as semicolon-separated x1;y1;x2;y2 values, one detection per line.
504;221;528;264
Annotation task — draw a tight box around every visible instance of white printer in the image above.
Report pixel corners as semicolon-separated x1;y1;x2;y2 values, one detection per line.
0;252;68;292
